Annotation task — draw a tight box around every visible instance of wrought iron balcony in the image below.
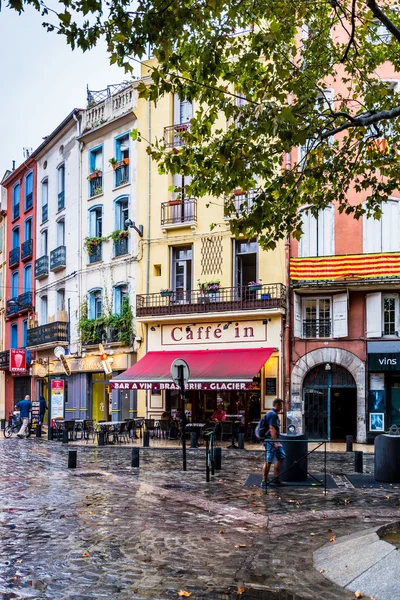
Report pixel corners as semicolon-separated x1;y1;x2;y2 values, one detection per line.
6;292;33;317
89;243;102;264
89;176;103;198
115;164;129;187
114;236;129;257
42;204;48;223
58;190;65;211
81;326;122;347
27;321;69;349
9;247;20;267
35;255;49;279
163;123;190;148
161;198;197;227
0;350;9;369
25;192;33;210
303;319;332;339
21;239;33;261
50;245;66;271
137;283;286;318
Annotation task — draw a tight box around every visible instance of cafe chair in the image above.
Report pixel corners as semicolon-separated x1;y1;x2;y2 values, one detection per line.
145;419;158;438
83;419;94;441
159;419;170;440
64;420;76;441
220;421;232;442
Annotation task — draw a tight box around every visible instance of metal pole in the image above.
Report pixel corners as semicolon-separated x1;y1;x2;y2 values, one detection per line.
324;441;327;495
346;435;353;452
214;446;222;470
205;435;210;482
68;449;77;468
131;447;140;467
47;361;52;441
178;364;187;471
354;450;363;473
190;432;197;448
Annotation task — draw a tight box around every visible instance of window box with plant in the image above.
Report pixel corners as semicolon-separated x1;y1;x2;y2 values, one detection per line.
168;199;182;206
110;229;129;244
198;280;220;293
84;236;108;256
87;169;103;180
109;157;129;170
248;280;262;291
160;289;173;297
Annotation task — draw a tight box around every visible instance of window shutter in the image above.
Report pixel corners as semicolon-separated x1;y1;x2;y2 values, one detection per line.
294;292;302;338
382;200;400;252
318;205;334;256
299;209;317;257
89;209;97;237
332;293;348;338
364;209;382;253
114;287;121;315
366;292;382;338
89;293;96;320
173;93;181;125
185;100;193;121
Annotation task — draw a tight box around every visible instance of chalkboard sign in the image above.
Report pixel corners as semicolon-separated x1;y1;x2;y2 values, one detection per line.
265;378;277;395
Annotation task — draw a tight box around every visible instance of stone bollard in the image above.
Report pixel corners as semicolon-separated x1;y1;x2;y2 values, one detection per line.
214;446;222;470
68;449;77;469
238;433;245;450
190;432;197;448
36;424;42;438
62;428;69;444
131;447;140;467
346;435;353;452
354;450;363;473
143;431;150;447
98;431;105;446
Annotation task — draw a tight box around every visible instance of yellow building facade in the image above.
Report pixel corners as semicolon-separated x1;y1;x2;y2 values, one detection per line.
128;62;287;424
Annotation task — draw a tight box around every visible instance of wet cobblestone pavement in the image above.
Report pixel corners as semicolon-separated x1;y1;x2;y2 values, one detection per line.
0;440;399;600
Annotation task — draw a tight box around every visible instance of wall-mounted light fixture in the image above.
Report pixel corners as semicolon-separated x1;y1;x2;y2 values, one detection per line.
325;363;331;371
150;326;156;332
125;218;144;237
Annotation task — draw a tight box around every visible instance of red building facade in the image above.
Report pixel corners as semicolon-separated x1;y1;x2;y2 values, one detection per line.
1;158;37;415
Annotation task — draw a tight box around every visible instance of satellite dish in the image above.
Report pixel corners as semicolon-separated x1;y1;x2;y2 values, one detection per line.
54;346;66;359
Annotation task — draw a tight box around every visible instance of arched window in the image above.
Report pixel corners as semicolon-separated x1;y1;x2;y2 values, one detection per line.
40;295;48;325
114;196;129;230
113;283;129;315
11;270;19;298
12;226;19;249
57;163;65;210
41;178;48;223
24;265;32;293
57;219;65;246
88;205;103;237
88;289;102;320
10;323;18;349
25;172;33;210
12;183;20;220
24;217;32;242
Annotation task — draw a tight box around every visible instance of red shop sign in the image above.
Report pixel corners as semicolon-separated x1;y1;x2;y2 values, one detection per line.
10;349;27;375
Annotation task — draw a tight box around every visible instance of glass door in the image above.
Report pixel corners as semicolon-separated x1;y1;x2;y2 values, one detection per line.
172;246;192;302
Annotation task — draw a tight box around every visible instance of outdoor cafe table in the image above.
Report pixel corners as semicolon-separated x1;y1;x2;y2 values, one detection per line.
97;421;126;445
224;415;242;449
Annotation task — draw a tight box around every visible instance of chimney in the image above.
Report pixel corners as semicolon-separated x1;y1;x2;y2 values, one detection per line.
12;161;15;171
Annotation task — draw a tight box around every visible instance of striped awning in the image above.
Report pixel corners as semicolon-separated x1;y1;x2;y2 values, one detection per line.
290;252;400;281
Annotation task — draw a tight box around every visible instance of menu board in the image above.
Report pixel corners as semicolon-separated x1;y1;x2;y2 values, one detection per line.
265;378;277;395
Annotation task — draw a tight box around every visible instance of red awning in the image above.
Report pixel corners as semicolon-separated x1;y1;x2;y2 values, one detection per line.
111;348;275;391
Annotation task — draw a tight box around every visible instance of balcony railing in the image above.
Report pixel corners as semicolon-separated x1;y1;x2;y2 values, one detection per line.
35;255;49;279
115;164;129;187
89;243;102;264
58;190;65;211
0;350;9;369
9;247;20;267
21;239;33;261
163;123;190;148
6;292;33;317
50;245;66;271
114;237;129;257
89;176;103;198
303;319;332;339
161;198;197;227
42;204;48;223
231;189;259;215
137;284;286;317
27;321;69;348
25;192;33;210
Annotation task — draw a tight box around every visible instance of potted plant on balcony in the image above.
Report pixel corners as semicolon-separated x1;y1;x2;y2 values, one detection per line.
248;280;262;291
234;188;246;196
92;187;103;197
168;199;182;206
84;236;107;256
109;157;118;169
160;288;173;298
123;157;130;165
87;169;102;180
110;229;129;245
207;280;220;293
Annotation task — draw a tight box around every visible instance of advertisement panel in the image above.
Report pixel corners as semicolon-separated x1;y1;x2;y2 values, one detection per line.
10;349;27;375
51;379;65;420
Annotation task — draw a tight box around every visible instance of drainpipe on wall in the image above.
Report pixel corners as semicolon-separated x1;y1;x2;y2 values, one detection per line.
72;112;82;356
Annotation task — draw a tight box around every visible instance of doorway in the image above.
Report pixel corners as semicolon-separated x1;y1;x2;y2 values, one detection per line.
13;376;31;405
91;373;111;422
171;246;192;302
234;239;257;287
303;364;357;441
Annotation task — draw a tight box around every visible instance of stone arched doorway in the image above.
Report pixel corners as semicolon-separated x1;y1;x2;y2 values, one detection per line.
303;365;357;440
291;348;366;443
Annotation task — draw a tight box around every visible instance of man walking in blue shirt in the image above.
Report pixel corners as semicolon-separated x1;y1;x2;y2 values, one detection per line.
15;395;32;438
260;398;286;489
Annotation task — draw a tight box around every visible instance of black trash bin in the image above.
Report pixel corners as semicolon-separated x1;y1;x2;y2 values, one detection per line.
279;434;308;482
375;434;400;483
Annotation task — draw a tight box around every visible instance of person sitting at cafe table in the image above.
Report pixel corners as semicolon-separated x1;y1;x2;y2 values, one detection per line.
211;405;227;422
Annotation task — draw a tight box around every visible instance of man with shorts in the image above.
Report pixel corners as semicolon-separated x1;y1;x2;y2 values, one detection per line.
261;398;286;489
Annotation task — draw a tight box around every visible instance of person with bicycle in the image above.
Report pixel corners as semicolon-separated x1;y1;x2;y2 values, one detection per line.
15;394;32;438
260;398;286;489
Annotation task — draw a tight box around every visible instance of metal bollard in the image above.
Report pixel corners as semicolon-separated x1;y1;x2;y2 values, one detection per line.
0;419;5;431
36;424;42;438
143;431;150;447
346;435;353;452
68;449;77;469
62;428;69;444
131;447;140;467
190;432;197;448
48;426;53;441
238;433;245;450
214;446;222;471
354;450;363;473
98;431;105;446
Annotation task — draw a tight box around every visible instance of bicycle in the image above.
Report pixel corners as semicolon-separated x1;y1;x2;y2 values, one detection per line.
204;427;216;482
4;412;31;439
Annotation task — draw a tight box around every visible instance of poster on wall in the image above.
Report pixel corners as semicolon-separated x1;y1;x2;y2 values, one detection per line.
370;413;385;432
370;373;385;391
51;379;65;420
10;349;27;375
31;401;40;427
